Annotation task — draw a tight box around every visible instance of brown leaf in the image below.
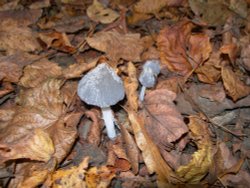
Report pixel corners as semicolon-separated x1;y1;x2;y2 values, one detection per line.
86;166;115;188
62;58;98;79
157;21;193;75
120;122;139;174
127;110;174;187
38;31;76;53
86;31;144;62
143;89;188;145
49;158;89;188
87;0;119;24
221;66;250;101
124;62;139;111
19;60;62;88
0;53;36;83
195;52;222;84
0;129;54;163
176;116;213;183
0;21;41;54
157;21;212;76
133;0;167;14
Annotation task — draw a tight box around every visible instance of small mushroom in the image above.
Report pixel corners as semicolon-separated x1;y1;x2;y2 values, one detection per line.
77;63;125;139
139;60;161;101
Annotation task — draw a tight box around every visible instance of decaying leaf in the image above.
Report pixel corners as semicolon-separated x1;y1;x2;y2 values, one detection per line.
87;0;119;24
128;110;174;187
176;116;213;183
0;129;54;163
143;89;188;145
221;66;250;101
124;62;139;111
86;31;144;62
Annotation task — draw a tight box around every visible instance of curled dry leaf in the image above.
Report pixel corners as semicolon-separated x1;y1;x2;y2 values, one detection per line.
38;31;76;53
143;89;188;145
0;129;54;163
87;0;119;24
221;66;250;101
86;31;144;62
157;21;212;75
124;62;139;111
127;110;174;187
62;58;98;79
176;116;213;183
19;60;62;88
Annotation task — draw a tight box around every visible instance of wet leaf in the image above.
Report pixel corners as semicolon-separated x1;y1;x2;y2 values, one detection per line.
86;31;144;62
176;116;213;183
87;0;119;24
221;66;250;101
124;62;139;111
143;89;188;145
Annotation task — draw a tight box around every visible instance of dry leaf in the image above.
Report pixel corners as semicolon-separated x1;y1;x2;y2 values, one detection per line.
86;166;115;188
19;60;62;88
157;21;212;75
63;58;98;79
124;62;139;111
133;0;167;14
87;0;119;24
0;129;54;163
50;158;89;188
0;21;41;54
221;66;250;101
86;31;144;62
128;110;174;187
120;122;139;174
143;89;188;145
195;52;222;84
157;21;193;75
176;116;213;183
38;31;76;53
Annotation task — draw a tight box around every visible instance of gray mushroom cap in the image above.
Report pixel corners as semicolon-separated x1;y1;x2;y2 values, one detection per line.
77;63;125;108
139;60;161;88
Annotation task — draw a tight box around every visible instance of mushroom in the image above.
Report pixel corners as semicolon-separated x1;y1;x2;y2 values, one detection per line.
139;60;161;101
77;63;125;139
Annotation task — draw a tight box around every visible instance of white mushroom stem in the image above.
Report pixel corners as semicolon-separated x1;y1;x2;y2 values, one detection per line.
101;107;116;139
139;86;146;101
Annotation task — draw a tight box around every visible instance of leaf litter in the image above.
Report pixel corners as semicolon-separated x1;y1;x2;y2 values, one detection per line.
0;0;250;187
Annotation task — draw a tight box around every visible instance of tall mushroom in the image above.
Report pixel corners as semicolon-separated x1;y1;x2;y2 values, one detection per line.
139;60;161;101
77;63;125;139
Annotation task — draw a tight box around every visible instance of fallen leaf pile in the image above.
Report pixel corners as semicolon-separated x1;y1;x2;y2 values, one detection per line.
0;0;250;187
